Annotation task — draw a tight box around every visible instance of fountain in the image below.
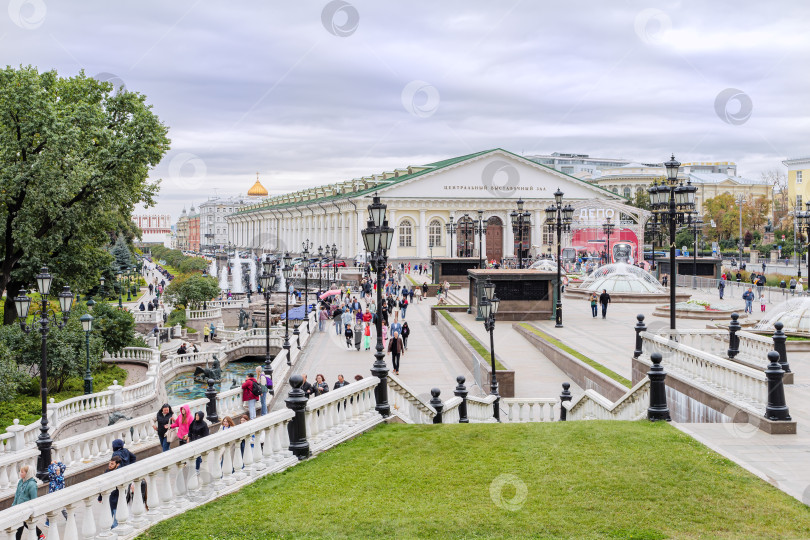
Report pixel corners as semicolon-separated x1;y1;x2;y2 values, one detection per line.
231;255;244;293
275;265;285;292
208;259;217;279
219;264;229;291
248;258;257;292
755;297;810;334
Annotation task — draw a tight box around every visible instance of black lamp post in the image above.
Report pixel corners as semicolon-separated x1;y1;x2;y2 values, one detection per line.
510;198;532;269
602;216;615;265
317;245;324;295
115;269;124;309
479;278;501;422
125;266;133;302
475;210;488;269
648;155;697;330
99;276;106;301
544;188;574;328
331;243;338;284
282;253;293;365
362;192;394;417
445;216;456;257
646;214;661;277
293;318;302;349
14;267;74;480
796;202;810;282
685;214;704;288
459;214;471;257
81;311;94;394
260;260;277;392
302;240;312;334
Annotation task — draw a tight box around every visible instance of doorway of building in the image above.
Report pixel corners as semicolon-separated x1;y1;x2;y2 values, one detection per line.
485;216;503;262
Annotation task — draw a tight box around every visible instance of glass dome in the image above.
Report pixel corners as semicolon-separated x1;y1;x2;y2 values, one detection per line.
579;263;664;294
755;297;810;333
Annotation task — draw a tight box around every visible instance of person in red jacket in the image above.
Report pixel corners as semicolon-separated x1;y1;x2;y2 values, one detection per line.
241;373;259;419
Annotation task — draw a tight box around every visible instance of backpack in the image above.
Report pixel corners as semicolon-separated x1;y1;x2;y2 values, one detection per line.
251;379;263;397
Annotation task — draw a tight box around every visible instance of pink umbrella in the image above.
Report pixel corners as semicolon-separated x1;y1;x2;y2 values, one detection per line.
319;290;341;300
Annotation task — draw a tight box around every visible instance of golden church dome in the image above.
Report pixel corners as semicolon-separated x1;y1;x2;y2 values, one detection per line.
248;173;268;197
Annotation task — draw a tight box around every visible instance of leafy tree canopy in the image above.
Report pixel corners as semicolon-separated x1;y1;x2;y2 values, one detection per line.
0;66;170;324
163;274;220;310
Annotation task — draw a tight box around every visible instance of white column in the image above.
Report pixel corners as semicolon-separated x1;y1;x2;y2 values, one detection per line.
356;208;364;257
389;209;398;259
480;215;487;260
418;209;427;258
534;209;543;256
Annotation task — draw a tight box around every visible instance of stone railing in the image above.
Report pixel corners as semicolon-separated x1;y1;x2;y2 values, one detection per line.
207;298;249;309
185;307;222;320
304;377;381;453
386;374;436;424
500;398;558;423
736;331;776;368
0;447;38;492
465;395;499;423
650;328;779;372
134;309;163;324
440;396;463;424
105;347;157;366
565;379;651;421
640;332;768;414
46;391;115;428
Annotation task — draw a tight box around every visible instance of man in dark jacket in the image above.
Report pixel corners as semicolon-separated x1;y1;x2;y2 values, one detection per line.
599;289;611;319
387;330;405;375
301;374;315;398
333;374;350;390
112;439;137;467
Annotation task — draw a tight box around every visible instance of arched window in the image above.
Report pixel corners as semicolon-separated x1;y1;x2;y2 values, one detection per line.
623;187;632;198
612;187;619;194
399;219;413;247
428;219;443;247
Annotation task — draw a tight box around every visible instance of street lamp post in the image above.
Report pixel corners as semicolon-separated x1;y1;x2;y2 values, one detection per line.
445;216;456;257
796;202;810;283
362;193;394;417
260;260;277;393
302;240;312;334
646;214;661;278
81;312;94;394
125;266;133;302
317;245;324;295
686;214;704;288
331;243;338;284
116;269;124;309
602;217;615;265
99;276;106;301
648;155;697;330
14;267;74;480
475;210;488;269
544;188;574;328
282;253;293;365
479;278;501;422
510;198;532;269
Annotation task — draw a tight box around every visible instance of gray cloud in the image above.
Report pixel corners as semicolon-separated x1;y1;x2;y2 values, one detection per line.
3;0;809;219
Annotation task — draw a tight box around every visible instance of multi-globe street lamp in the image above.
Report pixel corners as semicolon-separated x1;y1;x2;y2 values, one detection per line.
796;202;810;281
474;210;488;269
602;216;615;265
330;243;338;283
510;198;532;269
479;278;501;422
14;267;74;480
81;309;94;395
648;155;697;330
282;253;293;365
445;216;456;257
645;213;662;277
259;260;277;392
302;240;312;334
362;193;394;417
317;245;324;294
544;188;574;328
116;269;124;309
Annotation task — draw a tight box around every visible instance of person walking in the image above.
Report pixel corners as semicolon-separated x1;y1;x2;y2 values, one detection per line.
112;438;137;467
153;403;174;452
301;374;315;398
756;273;766;299
334;374;350;389
599;289;611;319
742;287;755;314
363;322;372;350
790;277;797;295
170;404;193;445
415;285;422;303
333;305;344;335
718;279;725;300
255;366;271;415
241;373;260;419
401;321;410;350
103;456;123;529
341;308;353;338
318;307;328;332
203;324;210;342
421;281;428;299
344;321;354;350
589;292;598;317
400;295;409;318
388;330;405;375
314;374;330;396
188;411;209;470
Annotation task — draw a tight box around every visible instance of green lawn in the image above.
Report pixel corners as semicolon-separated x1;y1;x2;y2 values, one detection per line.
139;422;810;539
520;323;632;388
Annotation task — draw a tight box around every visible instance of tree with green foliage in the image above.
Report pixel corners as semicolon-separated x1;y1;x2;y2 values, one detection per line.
178;257;209;274
0;66;170;324
0;340;26;402
163;274;220;309
111;236;133;272
90;300;136;354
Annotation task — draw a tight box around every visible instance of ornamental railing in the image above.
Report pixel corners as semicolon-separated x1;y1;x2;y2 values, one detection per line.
185;307;222;320
565;379;651;421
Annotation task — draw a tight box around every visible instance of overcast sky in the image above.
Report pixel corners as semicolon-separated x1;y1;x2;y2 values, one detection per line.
4;0;809;219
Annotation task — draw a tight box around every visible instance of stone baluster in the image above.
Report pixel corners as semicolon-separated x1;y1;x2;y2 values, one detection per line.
454;376;469;423
97;490;115;535
222;442;236;484
634;314;646;357
559;382;572;421
172;462;189;508
81;496;97;539
158;466;174;512
129;475;148;528
765;351;791;421
772;322;791;373
6;419;26;452
262;426;275;463
430;388;443;424
242;434;255;474
114;480;133;535
45;510;62;540
232;439;245;480
727;313;741;358
647;352;671;421
251;434;265;471
146;471;162;519
63;503;79;540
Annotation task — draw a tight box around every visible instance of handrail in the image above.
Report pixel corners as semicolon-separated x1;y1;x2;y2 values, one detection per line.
565;378;651;421
386;373;436;424
500;397;558;423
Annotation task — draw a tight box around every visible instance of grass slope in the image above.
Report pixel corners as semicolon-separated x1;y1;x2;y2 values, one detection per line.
439;310;506;370
139;422;810;540
520;323;632;388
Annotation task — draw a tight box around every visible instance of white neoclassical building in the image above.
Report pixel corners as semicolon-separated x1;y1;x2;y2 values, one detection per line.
226;149;630;261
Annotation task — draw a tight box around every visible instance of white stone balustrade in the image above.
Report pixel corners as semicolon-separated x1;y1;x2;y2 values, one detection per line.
640;332;768;414
441;396;463;424
500;398;559;422
465;395;499;423
207;298;249;309
185;307;222;320
736;331;775;368
133;309;163;324
46;391;114;427
386;374;436;424
304;377;381;453
565;379;651;421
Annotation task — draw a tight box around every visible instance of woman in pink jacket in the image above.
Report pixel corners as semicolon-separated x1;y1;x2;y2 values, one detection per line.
170;405;193;445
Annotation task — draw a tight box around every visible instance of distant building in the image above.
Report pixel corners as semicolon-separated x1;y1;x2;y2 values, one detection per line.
131;213;172;246
188;206;200;252
783;157;810;213
524;152;634;177
175;208;189;251
198;195;253;251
